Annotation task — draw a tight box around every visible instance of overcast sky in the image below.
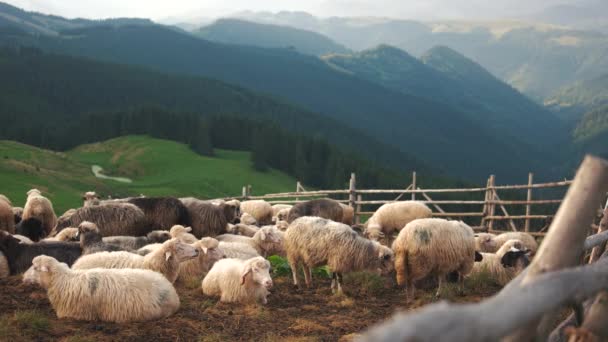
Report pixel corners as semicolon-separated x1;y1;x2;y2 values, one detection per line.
5;0;596;21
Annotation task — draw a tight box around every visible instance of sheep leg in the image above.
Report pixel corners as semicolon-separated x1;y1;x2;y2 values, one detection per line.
336;272;343;295
288;258;300;287
331;272;337;291
406;279;415;303
436;275;444;298
303;267;313;288
458;272;465;295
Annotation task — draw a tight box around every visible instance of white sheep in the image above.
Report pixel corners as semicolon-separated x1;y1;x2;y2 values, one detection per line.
272;204;292;222
72;238;199;283
216;226;283;257
467;239;531;286
44;227;79;242
474;232;538;254
227;223;260;237
284;216;394;294
169;225;198;244
240;200;273;225
218;241;261;260
22;189;57;236
202;256;273;304
474;232;497;252
364;201;432;246
392;218;478;301
240;212;258;226
23;255;179;322
177;237;225;283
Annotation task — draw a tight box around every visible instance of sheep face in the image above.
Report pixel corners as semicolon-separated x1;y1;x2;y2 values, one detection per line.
198;238;225;267
501;247;531;272
364;224;385;241
147;230;172;243
226;200;241;218
474;233;497;252
240;213;257;226
82;192;100;207
23;255;61;288
222;204;240;224
242;257;272;289
376;244;395;275
76;221;101;244
168;241;199;262
26;189;42;198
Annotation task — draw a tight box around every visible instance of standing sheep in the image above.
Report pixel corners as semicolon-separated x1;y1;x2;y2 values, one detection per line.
56;203;147;237
364;201;432;246
72;238;199;283
22;189;57;237
0;195;14;234
177;237;225;283
467;239;530;286
217;226;284;257
169;225;198;244
0;231;81;274
392;218;478;301
287;199;344;224
240;200;273;225
285;217;394;293
23;255;180;322
126;197;191;231
180;198;239;238
202;256;273;304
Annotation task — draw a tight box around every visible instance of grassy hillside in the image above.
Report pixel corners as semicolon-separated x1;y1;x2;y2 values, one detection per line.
545;73;608;121
0;136;295;213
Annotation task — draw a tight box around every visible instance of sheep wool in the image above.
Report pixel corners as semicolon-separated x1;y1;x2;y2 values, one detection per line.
56;203;147;237
217;225;283;257
240;200;273;226
0;250;8;279
180;199;238;238
202;256;273;304
177;238;225;283
72;238;199;283
339;203;355;226
169;225;198;244
22;189;57;237
287;199;343;223
492;232;538;254
0;196;14;234
392;218;476;300
218;241;261;260
474;233;498;252
23;255;179;323
365;201;432;245
468;239;530;286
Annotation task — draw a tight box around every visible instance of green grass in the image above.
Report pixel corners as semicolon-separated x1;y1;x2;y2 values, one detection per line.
0;135;296;213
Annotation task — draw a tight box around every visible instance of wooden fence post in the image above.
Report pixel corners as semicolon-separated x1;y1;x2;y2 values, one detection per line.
296;181;301;202
488;175;496;230
525;173;533;232
349;173;357;210
356;194;362;225
411;171;417;201
242;186;247;199
480;176;491;230
247;185;252;197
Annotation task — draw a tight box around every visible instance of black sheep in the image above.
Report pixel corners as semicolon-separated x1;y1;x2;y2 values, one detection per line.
127;197;191;230
15;217;46;242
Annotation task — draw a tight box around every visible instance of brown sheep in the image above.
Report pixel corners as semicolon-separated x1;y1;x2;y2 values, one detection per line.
287;199;343;223
180;198;239;238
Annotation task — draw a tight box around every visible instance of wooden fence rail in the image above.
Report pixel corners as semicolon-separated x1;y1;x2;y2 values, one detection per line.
235;172;578;236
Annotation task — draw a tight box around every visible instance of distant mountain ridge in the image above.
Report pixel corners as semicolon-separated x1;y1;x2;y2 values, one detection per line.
196;18;350;56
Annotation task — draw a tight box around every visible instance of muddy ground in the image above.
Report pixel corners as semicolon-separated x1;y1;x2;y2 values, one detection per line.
0;273;500;342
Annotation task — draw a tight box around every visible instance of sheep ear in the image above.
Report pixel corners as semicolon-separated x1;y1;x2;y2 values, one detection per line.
240;266;252;285
165;251;172;261
202;247;208;254
259;230;267;241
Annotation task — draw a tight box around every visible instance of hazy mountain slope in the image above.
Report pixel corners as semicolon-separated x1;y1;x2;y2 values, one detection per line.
546;73;608;121
196;18;350;56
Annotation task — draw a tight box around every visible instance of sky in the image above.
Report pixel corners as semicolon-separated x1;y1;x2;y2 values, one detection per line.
4;0;596;22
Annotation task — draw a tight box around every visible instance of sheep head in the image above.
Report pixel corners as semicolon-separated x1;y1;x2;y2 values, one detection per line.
162;239;199;262
147;230;172;243
82;191;100;207
26;189;42;198
23;255;67;289
375;243;395;275
474;233;498;253
241;257;272;289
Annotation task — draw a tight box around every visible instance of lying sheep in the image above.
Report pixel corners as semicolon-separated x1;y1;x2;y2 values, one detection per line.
0;195;14;234
275;220;289;231
126;197;191;231
15;217;46;242
101;230;171;250
83;191;100;207
217;226;283;257
240;200;273;225
364;201;432;246
493;232;538;254
392;218;478;301
0;231;81;274
180;198;239;238
23;255;180;322
56;203;147;237
285;216;394;293
44;227;79;242
218;241;261;260
240;213;258;226
467;239;530;286
72;238;199;283
202;256;273;304
169;225;198;244
339;203;355;226
287;199;343;223
177;238;225;283
274;208;291;223
22;189;57;237
227;223;260;237
12;207;23;225
474;233;497;252
76;221;126;255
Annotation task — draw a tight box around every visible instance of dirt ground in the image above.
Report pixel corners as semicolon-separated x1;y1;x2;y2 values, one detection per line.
0;273;499;342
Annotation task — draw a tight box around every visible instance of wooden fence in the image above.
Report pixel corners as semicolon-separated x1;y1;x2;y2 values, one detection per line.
234;172;579;236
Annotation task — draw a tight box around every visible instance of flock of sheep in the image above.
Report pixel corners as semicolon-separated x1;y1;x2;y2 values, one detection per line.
0;190;538;325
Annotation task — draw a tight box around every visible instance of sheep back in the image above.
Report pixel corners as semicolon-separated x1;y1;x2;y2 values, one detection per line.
127;197;191;230
392;218;476;286
56;203;147;237
240;200;273;225
287;199;343;223
365;201;432;236
493;232;538;254
22;195;57;236
0;232;81;274
181;199;236;238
